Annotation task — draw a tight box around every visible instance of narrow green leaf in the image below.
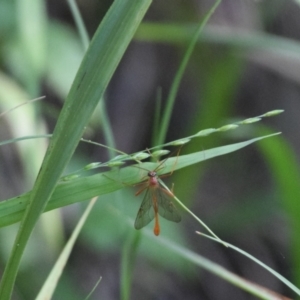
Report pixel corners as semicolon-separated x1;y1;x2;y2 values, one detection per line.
0;133;280;229
120;232;141;300
0;1;152;298
35;198;98;300
256;126;300;286
156;236;289;300
157;0;222;145
197;232;300;296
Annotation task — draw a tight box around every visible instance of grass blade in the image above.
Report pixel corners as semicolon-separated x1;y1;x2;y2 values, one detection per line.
196;232;300;296
157;0;221;145
0;133;280;229
35;198;98;300
156;236;291;300
0;1;152;298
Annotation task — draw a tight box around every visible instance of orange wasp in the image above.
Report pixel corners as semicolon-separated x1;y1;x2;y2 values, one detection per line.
133;155;181;236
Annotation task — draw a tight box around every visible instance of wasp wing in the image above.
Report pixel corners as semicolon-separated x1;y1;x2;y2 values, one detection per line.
134;188;155;230
157;188;181;223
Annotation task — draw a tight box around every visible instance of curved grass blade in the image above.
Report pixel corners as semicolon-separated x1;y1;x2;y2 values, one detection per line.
0;133;280;229
157;0;222;145
196;232;300;297
0;1;152;298
156;235;292;300
35;197;98;300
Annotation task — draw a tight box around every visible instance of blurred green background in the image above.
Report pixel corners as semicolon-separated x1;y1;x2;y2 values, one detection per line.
0;0;300;299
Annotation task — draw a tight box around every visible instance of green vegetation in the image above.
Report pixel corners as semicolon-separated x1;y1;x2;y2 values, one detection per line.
0;0;299;299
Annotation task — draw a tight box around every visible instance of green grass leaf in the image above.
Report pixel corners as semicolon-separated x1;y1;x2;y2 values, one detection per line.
0;1;152;298
0;133;280;229
35;198;98;300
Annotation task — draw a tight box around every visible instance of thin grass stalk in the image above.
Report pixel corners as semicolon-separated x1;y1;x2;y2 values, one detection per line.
157;0;222;145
